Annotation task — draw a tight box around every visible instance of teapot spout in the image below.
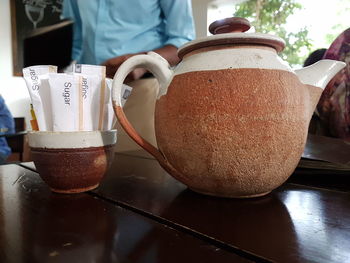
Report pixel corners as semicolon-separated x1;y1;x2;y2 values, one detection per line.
294;59;346;90
295;59;346;116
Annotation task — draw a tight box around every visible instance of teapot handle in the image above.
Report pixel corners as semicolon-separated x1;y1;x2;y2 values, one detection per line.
111;52;181;177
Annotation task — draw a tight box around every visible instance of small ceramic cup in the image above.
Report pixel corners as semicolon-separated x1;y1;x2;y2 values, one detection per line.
28;130;117;194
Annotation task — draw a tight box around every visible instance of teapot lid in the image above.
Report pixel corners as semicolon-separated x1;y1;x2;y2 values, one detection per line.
178;17;285;59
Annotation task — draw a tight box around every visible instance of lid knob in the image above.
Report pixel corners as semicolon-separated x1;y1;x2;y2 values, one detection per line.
209;17;251;35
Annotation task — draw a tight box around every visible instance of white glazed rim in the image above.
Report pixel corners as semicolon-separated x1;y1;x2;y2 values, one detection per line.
28;130;117;149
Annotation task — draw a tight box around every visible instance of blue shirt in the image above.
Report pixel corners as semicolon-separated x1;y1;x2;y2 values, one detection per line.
0;96;15;158
62;0;195;65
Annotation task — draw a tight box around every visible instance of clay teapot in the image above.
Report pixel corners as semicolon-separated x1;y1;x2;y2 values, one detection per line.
112;17;345;198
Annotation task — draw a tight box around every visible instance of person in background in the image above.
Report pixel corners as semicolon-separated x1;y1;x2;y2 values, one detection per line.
303;48;327;67
62;0;195;77
305;26;350;141
0;96;15;164
318;27;350;140
62;0;195;152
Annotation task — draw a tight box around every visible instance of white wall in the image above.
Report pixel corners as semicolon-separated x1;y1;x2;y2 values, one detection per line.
0;0;31;127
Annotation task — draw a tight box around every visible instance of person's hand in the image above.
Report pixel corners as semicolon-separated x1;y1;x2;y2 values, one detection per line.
102;54;147;81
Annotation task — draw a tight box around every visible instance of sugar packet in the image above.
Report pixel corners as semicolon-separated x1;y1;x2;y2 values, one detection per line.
23;65;57;131
48;73;81;131
105;78;133;130
69;64;106;130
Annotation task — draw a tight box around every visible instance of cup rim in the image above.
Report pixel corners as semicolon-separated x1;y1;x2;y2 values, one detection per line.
28;130;117;149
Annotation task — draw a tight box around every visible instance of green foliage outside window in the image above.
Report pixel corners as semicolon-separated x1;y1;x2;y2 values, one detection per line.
234;0;312;66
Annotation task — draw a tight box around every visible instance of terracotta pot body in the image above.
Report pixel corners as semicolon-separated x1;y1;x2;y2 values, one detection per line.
112;18;345;198
155;47;311;197
28;130;117;193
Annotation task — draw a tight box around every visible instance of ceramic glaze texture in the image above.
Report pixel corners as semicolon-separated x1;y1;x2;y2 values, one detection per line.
158;46;291;98
28;130;117;148
28;130;117;193
31;145;115;193
176;46;292;75
111;19;345;198
155;67;319;197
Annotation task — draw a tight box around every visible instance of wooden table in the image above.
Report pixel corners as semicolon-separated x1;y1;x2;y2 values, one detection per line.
0;131;27;138
1;151;350;263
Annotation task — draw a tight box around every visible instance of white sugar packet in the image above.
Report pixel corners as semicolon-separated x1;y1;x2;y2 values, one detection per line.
79;75;102;131
105;78;132;130
48;73;80;131
23;65;57;131
68;64;106;130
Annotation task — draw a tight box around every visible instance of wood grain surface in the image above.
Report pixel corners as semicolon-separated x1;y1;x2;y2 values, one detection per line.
0;164;250;263
93;151;350;263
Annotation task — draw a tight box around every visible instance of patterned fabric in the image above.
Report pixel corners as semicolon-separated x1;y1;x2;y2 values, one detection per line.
317;28;350;140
